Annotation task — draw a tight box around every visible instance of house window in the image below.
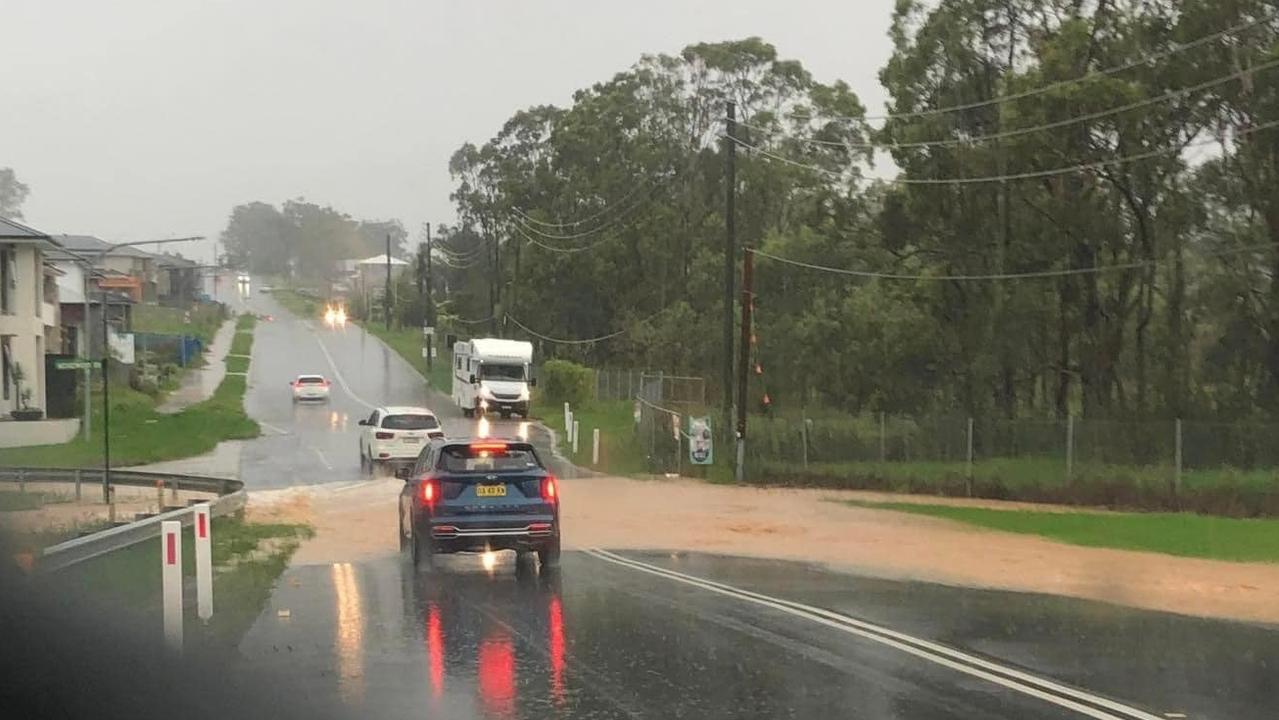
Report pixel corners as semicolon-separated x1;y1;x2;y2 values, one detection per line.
1;335;12;401
0;246;14;315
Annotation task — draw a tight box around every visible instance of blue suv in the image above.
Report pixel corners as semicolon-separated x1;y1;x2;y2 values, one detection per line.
398;439;560;571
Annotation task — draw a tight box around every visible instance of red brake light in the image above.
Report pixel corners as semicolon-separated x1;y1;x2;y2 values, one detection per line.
471;442;508;452
420;478;438;504
375;431;394;440
541;476;557;502
323;379;331;387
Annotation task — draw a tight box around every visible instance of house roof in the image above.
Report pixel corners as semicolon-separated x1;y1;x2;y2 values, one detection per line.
356;253;409;266
0;216;53;244
55;234;155;259
155;252;198;268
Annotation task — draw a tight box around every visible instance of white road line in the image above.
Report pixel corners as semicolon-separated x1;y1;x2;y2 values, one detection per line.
259;421;291;436
311;446;333;470
585;549;1162;720
311;331;375;410
331;481;370;493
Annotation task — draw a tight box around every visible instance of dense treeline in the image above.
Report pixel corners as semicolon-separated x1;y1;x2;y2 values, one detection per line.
444;0;1279;422
220;199;408;279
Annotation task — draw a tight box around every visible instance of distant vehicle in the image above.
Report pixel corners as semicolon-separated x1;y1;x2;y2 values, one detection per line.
289;374;330;402
397;439;559;570
323;303;347;327
359;406;445;474
258;285;272;294
452;338;535;419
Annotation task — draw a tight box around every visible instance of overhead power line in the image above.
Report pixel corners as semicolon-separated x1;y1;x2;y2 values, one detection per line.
506;304;675;345
513;223;606;254
751;241;1278;282
739;57;1279;151
790;12;1277;123
510;180;667;241
511;178;657;228
725;116;1279;185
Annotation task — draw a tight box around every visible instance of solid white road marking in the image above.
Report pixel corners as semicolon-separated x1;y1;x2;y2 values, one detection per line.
311;446;333;470
259;421;291;436
586;549;1163;720
311;331;375;410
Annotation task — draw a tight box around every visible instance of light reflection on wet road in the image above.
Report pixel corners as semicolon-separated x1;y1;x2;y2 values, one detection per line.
232;289;1279;719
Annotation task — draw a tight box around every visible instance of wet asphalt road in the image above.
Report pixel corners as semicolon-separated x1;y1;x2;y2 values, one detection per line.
232;289;1279;720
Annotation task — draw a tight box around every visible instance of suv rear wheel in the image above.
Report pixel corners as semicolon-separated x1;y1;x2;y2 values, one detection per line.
411;526;434;571
538;537;561;569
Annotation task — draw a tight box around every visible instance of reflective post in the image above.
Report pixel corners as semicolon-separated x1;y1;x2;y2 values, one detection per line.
592;428;600;466
572;420;580;456
161;520;183;652
194;505;213;621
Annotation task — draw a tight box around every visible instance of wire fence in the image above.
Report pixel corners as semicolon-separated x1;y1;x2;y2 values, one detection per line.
594;368;706;404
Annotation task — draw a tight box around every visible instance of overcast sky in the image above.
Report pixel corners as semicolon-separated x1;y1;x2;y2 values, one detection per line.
3;0;896;264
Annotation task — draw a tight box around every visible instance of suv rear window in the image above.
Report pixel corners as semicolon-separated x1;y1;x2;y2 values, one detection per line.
296;376;326;385
382;414;439;430
437;445;540;472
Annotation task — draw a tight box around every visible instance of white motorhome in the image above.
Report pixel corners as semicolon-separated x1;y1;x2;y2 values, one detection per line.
452;338;535;418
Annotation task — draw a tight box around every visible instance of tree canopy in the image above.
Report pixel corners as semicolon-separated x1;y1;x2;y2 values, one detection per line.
442;2;1279;422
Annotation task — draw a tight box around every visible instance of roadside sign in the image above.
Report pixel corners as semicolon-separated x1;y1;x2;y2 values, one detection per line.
54;359;100;371
422;325;435;336
688;416;713;465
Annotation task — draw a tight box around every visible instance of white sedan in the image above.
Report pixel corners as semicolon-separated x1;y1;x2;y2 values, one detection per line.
358;406;445;474
290;374;331;402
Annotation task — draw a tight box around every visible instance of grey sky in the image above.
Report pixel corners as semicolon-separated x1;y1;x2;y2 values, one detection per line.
4;0;895;264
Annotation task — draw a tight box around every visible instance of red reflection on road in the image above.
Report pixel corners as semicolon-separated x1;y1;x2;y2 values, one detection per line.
549;596;565;706
478;629;515;719
427;603;444;699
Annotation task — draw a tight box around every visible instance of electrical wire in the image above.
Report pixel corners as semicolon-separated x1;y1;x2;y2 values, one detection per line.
725;116;1279;186
737;57;1279;151
513;223;605;254
510;180;667;241
448;313;496;325
791;12;1277;123
751;241;1278;282
505;304;674;345
511;178;657;228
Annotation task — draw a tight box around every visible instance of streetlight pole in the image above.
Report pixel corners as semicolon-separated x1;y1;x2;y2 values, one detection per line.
425;222;434;372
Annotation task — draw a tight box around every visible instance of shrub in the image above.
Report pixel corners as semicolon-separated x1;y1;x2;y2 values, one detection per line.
539;359;593;408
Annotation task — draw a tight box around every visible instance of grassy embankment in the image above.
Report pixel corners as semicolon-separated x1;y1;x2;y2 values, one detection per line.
528;396;648;474
132;303;225;346
845;499;1279;563
0;314;260;467
54;517;313;649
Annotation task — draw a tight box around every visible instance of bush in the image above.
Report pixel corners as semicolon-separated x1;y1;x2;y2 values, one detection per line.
539;359;593;408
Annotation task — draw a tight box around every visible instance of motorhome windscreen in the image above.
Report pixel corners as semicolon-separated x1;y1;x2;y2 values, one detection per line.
479;364;524;381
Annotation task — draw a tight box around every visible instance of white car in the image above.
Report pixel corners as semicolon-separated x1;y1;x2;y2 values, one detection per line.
290;374;331;402
358;406;445;474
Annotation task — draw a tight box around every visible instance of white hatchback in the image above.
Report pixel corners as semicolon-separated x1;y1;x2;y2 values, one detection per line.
290;374;331;402
358;406;445;473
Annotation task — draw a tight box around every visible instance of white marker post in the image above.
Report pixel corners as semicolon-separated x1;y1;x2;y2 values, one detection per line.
572;420;580;455
592;428;601;466
563;402;571;432
161;520;183;652
194;505;213;621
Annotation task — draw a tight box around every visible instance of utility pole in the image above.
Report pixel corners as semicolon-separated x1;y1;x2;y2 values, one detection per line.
735;248;754;482
385;233;392;330
101;293;111;503
425;222;434;371
722;101;737;426
81;265;91;440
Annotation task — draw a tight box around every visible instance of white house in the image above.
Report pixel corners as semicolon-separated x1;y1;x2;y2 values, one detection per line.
0;216;55;417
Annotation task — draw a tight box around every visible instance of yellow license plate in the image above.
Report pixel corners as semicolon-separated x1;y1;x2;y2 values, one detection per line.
476;485;506;497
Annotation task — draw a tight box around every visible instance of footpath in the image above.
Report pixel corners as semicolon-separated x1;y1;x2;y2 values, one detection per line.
156;316;238;414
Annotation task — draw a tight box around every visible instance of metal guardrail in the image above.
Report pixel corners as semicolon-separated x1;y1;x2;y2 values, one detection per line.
0;467;245;572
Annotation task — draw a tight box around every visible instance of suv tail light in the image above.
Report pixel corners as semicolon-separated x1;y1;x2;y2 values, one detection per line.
420;477;439;505
541;476;558;502
375;431;394;440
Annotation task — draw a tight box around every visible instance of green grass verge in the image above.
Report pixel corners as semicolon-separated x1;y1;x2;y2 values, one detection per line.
225;355;250;374
270;288;319;319
0;316;259;467
359;322;451;393
845;500;1279;563
133;303;226;345
755;457;1279;518
54;518;313;649
529;397;648;475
